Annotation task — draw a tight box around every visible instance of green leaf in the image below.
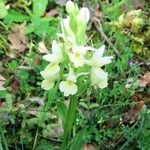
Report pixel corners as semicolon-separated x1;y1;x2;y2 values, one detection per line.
57;101;67;129
70;129;86;150
7;60;18;72
32;0;48;16
61;96;78;149
19;70;29;80
5;94;13;110
89;103;99;110
79;101;88;109
4;9;29;25
39;87;58;124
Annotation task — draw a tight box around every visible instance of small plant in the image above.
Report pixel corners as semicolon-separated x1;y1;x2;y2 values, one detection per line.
40;1;112;148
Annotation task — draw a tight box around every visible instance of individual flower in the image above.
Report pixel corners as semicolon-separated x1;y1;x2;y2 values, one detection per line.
59;68;78;97
43;40;63;63
91;68;108;89
87;45;113;88
68;45;95;68
87;45;113;68
41;73;59;90
40;40;63;90
40;40;63;79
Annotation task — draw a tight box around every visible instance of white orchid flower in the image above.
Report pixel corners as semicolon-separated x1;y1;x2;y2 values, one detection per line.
88;45;113;68
40;63;60;79
91;68;108;89
40;40;63;79
68;45;95;68
40;40;63;90
43;40;63;63
59;68;78;97
41;72;59;90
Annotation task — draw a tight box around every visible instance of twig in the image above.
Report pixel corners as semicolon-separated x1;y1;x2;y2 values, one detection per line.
93;17;121;57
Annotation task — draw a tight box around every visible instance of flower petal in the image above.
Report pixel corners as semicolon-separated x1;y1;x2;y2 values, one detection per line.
40;64;60;79
59;81;78;97
41;79;54;90
91;68;108;89
43;54;57;62
78;7;90;24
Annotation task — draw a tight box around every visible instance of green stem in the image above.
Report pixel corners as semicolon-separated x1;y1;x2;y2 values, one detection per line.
0;125;9;150
61;96;78;150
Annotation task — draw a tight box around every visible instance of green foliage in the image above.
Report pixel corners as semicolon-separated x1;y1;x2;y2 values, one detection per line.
4;9;29;25
0;0;149;149
6;60;19;72
32;0;48;17
57;100;67;129
122;108;150;150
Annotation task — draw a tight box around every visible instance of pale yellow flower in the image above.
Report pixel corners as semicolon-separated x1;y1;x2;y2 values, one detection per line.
91;68;108;89
40;63;60;79
41;72;59;90
43;40;63;63
59;68;78;97
68;46;95;68
88;45;113;68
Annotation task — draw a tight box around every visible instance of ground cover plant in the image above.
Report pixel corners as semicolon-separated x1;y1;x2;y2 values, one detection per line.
0;0;150;150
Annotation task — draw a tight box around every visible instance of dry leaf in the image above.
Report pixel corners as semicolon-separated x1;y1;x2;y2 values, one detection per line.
132;92;150;102
8;23;28;53
122;101;145;124
82;144;96;150
48;119;63;137
29;97;44;106
0;75;6;91
139;72;150;87
11;78;20;93
46;9;58;17
38;41;49;54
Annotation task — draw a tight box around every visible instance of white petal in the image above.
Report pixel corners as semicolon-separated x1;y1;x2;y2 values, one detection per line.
97;78;108;89
43;54;57;62
78;7;90;23
93;45;105;59
69;83;78;95
68;52;85;68
52;40;63;62
52;40;59;55
41;79;54;90
99;56;113;66
91;68;108;88
59;81;77;97
59;81;66;92
40;64;60;79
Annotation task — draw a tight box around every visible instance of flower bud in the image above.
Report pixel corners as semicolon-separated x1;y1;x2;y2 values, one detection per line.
66;1;78;16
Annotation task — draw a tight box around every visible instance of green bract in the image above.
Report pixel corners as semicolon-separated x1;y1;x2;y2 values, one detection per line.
40;1;113;97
